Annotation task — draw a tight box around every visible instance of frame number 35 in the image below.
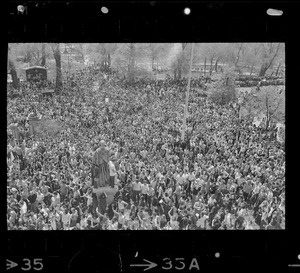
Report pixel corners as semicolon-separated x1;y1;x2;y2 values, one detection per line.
21;258;44;271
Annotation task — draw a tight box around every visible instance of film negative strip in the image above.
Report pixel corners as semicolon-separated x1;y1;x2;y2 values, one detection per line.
7;1;288;41
5;1;300;273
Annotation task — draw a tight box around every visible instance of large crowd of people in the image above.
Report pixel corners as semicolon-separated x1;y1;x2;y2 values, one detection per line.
7;66;285;230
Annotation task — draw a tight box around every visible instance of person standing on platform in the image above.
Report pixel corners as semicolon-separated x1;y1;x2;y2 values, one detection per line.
109;156;117;188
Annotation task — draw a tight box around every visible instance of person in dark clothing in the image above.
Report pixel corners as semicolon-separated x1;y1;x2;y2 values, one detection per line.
211;215;221;230
28;191;37;212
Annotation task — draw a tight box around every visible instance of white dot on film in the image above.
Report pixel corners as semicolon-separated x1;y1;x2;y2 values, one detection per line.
135;251;138;257
267;8;283;16
298;254;300;260
101;6;109;14
215;252;220;258
184;7;191;15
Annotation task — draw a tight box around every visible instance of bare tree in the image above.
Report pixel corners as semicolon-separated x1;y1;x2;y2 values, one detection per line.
128;43;136;84
41;43;46;67
148;43;157;70
75;43;85;62
275;63;281;77
7;45;19;89
235;43;243;73
244;44;260;76
111;43;146;84
258;43;283;77
8;59;19;89
214;57;220;72
243;86;285;130
209;52;215;76
201;44;224;76
87;43;118;71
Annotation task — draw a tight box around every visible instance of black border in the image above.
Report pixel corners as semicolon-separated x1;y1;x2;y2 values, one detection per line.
4;1;300;273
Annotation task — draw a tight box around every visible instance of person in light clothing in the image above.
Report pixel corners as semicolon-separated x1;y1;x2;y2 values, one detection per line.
132;180;142;205
141;182;149;205
109;159;117;188
147;185;155;208
196;212;209;230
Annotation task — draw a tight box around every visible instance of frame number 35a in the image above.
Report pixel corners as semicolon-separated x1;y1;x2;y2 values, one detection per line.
21;259;44;271
162;258;200;271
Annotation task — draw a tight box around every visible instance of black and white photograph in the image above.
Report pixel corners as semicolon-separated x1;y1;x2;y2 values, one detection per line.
7;43;285;230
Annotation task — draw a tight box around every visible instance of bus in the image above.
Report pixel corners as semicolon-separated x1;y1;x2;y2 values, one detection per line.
25;66;47;81
25;66;55;96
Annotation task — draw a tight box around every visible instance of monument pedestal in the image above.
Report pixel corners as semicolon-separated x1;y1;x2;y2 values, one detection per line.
92;186;118;195
93;186;118;206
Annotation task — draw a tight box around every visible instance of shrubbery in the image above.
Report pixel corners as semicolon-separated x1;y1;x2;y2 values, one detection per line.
208;68;238;105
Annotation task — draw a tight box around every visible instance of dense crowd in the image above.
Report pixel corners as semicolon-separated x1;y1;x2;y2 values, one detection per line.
7;67;285;230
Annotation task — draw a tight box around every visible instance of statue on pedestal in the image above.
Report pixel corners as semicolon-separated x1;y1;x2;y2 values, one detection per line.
92;140;110;188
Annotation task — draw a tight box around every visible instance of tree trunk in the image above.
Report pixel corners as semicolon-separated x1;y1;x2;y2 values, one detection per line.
204;57;206;76
209;54;215;76
78;45;85;63
128;58;135;84
250;64;254;76
235;43;243;68
265;96;270;130
128;43;135;84
215;59;219;72
11;69;19;89
221;90;225;104
8;60;19;89
182;43;188;51
178;64;182;80
52;44;63;92
107;53;111;68
259;63;268;77
266;115;270;131
41;43;46;67
36;50;40;65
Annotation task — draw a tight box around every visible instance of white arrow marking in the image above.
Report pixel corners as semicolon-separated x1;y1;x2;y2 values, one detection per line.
130;259;157;271
6;259;18;270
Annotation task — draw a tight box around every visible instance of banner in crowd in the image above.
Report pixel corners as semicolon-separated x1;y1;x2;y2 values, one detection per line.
253;116;262;127
9;123;20;141
8;150;15;163
252;113;266;128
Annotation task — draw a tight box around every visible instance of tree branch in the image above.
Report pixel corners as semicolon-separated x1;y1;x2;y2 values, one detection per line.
265;43;282;71
182;43;188;51
235;43;243;67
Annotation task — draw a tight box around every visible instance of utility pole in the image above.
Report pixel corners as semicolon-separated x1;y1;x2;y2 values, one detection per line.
181;43;195;141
